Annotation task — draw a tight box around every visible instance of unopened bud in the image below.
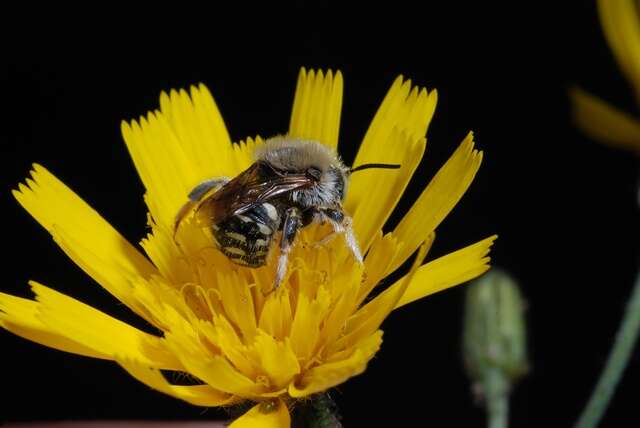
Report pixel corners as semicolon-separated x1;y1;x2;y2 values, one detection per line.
463;268;529;400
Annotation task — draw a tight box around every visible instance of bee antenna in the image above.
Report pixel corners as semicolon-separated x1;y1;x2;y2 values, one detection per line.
350;163;401;173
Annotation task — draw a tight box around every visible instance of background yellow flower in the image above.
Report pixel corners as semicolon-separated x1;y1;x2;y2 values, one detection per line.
571;0;640;152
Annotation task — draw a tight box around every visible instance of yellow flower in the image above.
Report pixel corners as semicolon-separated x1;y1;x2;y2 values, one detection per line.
1;68;495;426
570;0;640;152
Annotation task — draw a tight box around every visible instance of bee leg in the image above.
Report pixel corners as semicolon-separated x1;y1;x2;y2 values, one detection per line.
322;208;363;265
274;207;302;289
310;230;339;248
303;210;339;248
188;177;230;202
174;177;230;238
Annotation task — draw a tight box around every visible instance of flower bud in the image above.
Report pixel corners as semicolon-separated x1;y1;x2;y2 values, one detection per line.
463;268;529;398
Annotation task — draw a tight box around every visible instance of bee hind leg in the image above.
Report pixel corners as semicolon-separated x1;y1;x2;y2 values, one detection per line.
188;177;230;201
174;177;230;238
274;207;302;289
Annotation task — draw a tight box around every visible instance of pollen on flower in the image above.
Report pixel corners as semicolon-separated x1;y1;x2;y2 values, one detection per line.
2;68;496;425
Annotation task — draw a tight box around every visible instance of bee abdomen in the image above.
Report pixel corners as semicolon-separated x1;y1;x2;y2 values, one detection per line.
216;232;271;267
250;202;280;230
213;203;280;267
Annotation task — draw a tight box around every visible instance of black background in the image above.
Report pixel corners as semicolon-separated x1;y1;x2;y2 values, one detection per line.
2;2;639;427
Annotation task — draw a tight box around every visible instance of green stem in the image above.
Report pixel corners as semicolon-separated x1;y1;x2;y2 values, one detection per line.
575;267;640;428
292;392;342;428
485;367;509;428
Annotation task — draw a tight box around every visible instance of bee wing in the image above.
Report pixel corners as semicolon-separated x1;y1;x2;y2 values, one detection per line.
196;162;312;225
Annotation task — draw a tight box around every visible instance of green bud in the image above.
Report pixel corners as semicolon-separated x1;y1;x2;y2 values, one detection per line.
463;268;529;396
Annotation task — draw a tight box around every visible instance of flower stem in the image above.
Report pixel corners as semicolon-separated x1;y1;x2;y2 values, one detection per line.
292;392;342;428
485;367;509;428
575;266;640;428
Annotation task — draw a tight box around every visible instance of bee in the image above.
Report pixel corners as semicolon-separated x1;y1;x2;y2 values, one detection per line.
174;136;399;288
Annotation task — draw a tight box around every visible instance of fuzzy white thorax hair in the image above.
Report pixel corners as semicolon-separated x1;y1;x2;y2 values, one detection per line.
254;136;350;207
254;136;347;172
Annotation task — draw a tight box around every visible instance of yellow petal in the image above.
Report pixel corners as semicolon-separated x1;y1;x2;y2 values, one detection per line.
204;315;262;380
118;358;236;407
231;135;266;176
122;113;199;232
27;281;180;369
258;288;293;341
355;231;416;308
248;333;300;390
289;286;331;363
12;164;157;314
318;270;364;351
288;68;343;150
598;0;640;96
159;84;237;177
123;87;251;234
0;292;104;359
329;241;430;354
163;318;269;397
347;131;426;252
570;86;640;152
352;76;437;166
51;225;162;328
394;235;497;310
229;399;291;428
216;270;258;340
289;330;383;397
346;76;436;250
140;226;196;286
178;353;268;397
391;132;482;271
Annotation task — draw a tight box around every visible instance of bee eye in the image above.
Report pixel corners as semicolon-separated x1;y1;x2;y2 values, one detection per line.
306;167;322;181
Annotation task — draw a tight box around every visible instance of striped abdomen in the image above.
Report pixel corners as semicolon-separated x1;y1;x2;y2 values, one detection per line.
212;202;280;267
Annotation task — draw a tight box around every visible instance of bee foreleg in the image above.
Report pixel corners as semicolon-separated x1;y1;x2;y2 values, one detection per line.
274;206;302;289
342;216;363;264
322;208;363;265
